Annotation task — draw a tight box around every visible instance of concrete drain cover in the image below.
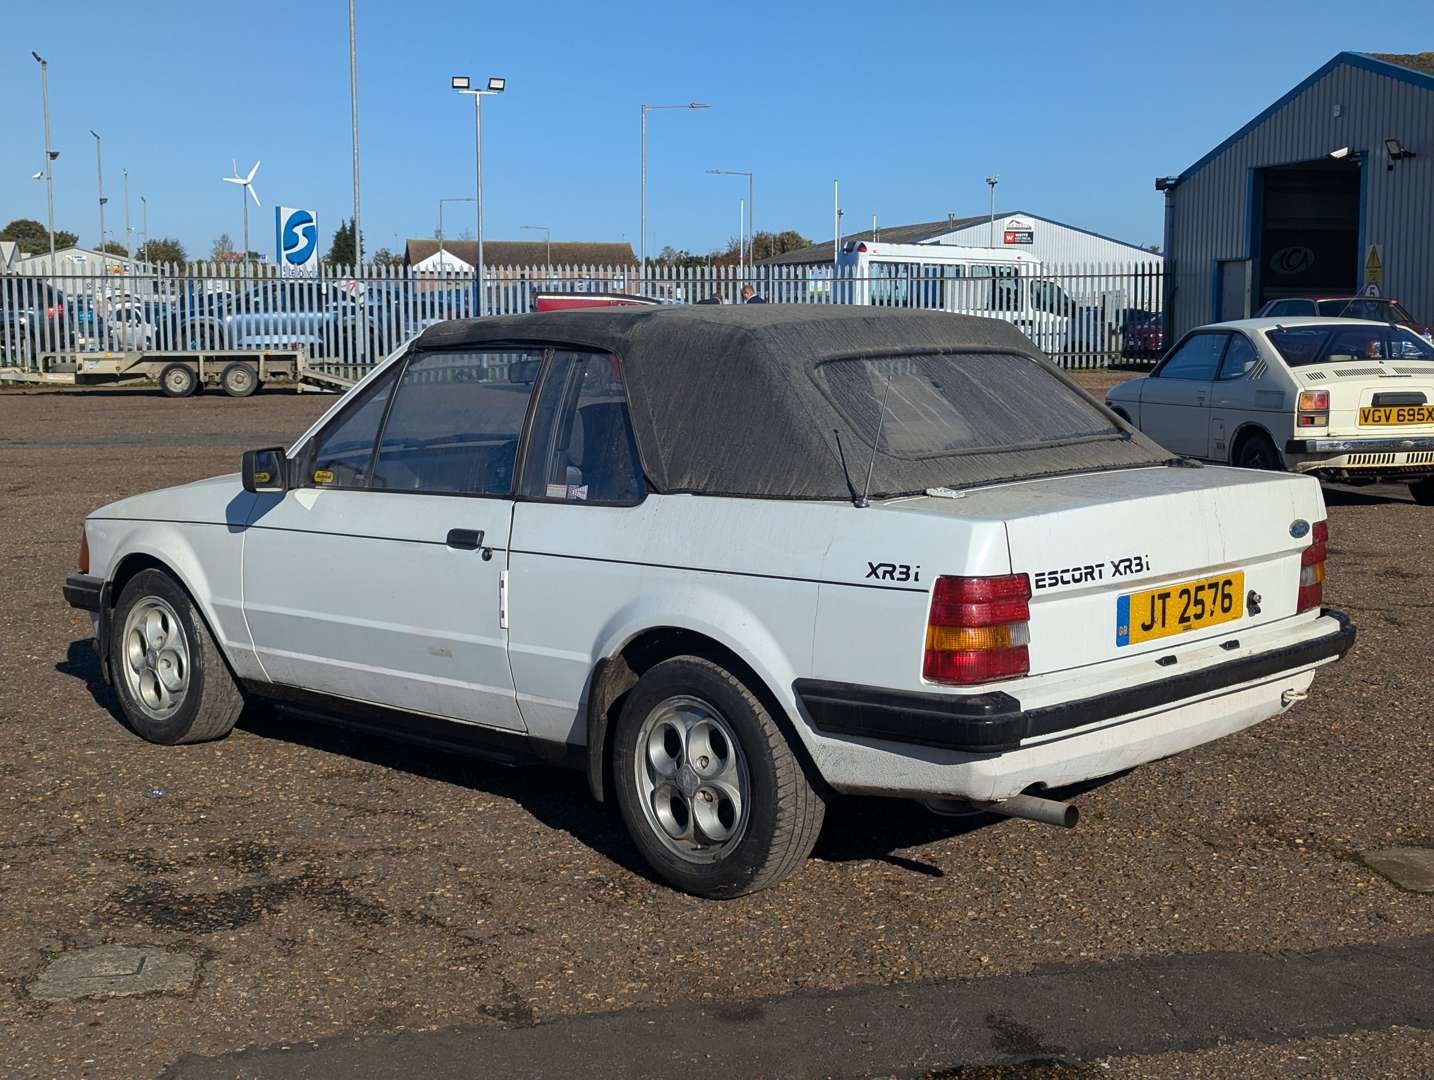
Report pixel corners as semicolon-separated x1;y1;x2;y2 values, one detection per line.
31;945;196;1002
1360;848;1434;894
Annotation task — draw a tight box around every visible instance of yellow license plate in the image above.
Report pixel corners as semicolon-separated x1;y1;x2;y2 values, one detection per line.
1116;571;1244;647
1359;405;1434;425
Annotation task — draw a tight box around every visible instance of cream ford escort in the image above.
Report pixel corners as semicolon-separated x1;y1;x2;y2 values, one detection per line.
64;307;1355;897
1106;317;1434;503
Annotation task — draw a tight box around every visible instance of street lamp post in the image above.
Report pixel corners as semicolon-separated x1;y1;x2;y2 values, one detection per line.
640;102;709;289
123;168;132;261
521;225;551;281
32;52;57;269
705;168;753;280
437;196;476;264
90;131;109;274
348;0;363;272
139;195;148;263
452;75;506;316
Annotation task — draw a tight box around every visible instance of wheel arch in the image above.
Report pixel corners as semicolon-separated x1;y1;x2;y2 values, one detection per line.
584;624;825;805
1230;421;1281;466
101;537;248;684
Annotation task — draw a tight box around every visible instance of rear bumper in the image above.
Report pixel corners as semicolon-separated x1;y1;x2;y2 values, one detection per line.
796;608;1354;755
1286;436;1434;454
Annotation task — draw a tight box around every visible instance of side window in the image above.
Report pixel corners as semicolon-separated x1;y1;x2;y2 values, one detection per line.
1264;300;1294;317
1156;333;1227;380
519;351;645;505
1217;333;1259;380
370;349;543;496
305;363;402;487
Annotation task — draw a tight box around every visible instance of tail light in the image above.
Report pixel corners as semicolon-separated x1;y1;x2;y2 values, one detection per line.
1297;520;1328;613
78;528;90;575
924;574;1031;685
1297;389;1329;428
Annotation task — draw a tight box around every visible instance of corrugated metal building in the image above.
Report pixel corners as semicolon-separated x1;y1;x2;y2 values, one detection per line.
762;211;1162;268
1161;51;1434;339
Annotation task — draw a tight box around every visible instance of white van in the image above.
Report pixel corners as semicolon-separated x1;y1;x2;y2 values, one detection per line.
836;241;1076;354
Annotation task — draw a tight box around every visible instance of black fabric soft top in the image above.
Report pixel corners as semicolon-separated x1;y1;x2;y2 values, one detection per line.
413;305;1172;500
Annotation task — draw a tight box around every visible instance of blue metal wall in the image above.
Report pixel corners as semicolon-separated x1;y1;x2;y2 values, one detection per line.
1164;54;1434;338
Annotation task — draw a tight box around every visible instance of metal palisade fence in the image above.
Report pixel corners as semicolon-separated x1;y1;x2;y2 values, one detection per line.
0;259;1162;378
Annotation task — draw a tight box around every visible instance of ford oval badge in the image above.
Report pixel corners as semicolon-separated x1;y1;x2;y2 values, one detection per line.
1290;519;1310;539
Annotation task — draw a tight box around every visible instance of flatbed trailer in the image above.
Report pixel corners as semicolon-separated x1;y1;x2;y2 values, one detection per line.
0;347;356;397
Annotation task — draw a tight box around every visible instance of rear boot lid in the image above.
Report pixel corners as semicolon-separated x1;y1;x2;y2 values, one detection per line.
943;465;1324;674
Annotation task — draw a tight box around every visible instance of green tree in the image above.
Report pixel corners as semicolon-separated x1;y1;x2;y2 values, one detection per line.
137;238;187;264
0;217;77;255
369;247;404;269
99;241;129;257
750;230;811;262
325;217;365;268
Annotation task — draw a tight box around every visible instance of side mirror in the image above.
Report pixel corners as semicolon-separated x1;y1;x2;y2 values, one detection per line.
242;447;289;494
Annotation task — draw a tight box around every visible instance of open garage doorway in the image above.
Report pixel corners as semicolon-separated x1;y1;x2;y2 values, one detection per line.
1253;159;1361;308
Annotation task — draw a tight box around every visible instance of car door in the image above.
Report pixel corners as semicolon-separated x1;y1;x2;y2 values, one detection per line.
1207;331;1264;462
241;346;545;732
505;349;650;744
1138;331;1227;458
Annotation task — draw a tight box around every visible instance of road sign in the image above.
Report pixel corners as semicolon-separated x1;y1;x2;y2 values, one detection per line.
276;207;319;277
1364;244;1383;287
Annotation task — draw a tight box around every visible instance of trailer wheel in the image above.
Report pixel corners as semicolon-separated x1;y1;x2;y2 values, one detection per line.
160;363;198;398
221;362;259;398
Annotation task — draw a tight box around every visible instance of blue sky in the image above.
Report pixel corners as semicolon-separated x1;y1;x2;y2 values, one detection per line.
3;0;1431;262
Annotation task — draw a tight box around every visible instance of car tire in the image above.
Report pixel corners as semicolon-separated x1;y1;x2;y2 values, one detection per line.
1234;431;1283;471
1411;479;1434;506
612;655;825;898
221;362;259;398
108;568;244;745
159;363;198;398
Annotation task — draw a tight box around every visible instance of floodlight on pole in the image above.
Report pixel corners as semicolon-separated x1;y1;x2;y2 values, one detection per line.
640;102;710;286
453;73;506;315
985;175;999;246
90;131;108;273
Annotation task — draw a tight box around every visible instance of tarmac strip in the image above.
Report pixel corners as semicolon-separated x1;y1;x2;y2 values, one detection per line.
163;934;1434;1079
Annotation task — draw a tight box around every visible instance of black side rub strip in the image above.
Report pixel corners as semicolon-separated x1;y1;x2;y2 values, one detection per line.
796;609;1355;754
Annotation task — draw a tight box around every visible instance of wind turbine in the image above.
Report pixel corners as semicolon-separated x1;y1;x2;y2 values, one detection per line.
222;159;261;262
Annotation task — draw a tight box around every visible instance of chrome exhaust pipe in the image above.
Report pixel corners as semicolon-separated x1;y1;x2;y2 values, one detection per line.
972;793;1079;829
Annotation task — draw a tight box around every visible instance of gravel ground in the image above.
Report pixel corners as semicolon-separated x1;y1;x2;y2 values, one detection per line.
1;379;1431;1079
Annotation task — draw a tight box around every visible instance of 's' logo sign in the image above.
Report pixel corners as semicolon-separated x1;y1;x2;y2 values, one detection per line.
276;207;318;274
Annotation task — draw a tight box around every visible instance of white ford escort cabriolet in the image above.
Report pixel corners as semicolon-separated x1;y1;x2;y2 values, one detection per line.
64;306;1354;897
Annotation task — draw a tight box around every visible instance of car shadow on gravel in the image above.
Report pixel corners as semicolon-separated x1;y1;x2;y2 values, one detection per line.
1322;485;1413;507
57;639;129;728
58;636;1115;886
232;702;656;880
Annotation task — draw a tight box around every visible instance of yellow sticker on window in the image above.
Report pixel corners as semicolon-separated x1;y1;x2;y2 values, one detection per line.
313;468;335;484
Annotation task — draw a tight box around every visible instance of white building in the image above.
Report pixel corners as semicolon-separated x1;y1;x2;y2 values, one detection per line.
763;211;1163;269
15;246;141;277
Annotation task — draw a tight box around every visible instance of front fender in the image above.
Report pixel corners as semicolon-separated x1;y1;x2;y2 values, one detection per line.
89;517;262;682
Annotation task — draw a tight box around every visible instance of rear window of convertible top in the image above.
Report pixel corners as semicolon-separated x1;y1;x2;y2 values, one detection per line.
815;351;1120;459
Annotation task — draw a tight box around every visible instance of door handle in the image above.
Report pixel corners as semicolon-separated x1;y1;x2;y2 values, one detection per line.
446;528;484;550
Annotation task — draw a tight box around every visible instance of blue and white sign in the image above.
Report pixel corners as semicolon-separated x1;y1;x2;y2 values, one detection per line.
276;207;319;277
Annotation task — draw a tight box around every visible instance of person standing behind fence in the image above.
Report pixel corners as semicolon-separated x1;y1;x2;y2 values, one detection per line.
740;285;766;304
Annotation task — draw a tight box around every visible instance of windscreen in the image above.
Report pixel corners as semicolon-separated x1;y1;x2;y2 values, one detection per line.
1267;324;1434;366
815;351;1121;458
1315;298;1415;323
